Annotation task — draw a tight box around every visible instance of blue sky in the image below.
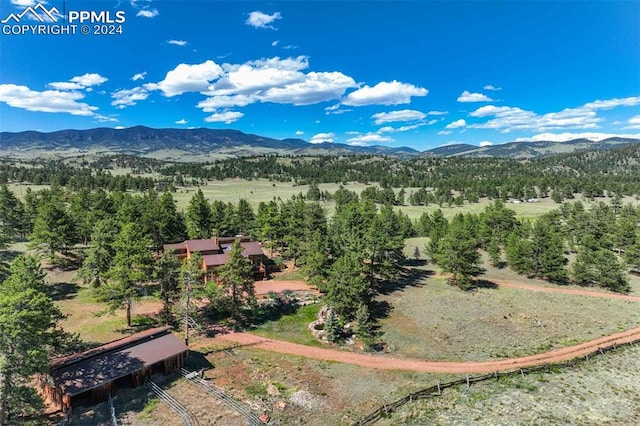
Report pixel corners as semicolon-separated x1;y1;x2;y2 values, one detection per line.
1;0;639;150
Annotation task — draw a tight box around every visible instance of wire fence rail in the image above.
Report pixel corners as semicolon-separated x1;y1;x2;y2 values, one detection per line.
352;339;640;426
145;378;200;426
180;368;264;426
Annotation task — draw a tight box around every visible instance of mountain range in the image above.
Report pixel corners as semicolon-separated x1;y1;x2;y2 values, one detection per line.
0;126;638;160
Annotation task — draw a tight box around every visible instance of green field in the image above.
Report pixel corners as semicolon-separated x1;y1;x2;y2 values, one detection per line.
8;179;639;221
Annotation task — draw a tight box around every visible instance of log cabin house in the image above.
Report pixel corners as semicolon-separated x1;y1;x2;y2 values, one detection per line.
40;327;188;411
163;236;267;281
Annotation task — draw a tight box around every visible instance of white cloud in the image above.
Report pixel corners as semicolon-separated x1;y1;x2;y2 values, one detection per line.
48;73;108;91
343;80;428;106
111;87;149;108
469;105;598;133
515;132;640;143
71;73;108;87
175;119;187;125
627;115;640;129
137;8;159;18
210;57;308;96
257;71;356;105
11;0;33;4
48;82;84;91
282;44;298;50
114;126;126;129
295;130;304;136
167;39;188;46
310;132;335;144
427;110;448;116
371;109;426;125
347;133;394;146
0;84;98;116
150;60;223;97
484;85;502;91
204;111;244;124
324;103;352;115
469;96;640;134
582;96;640;110
246;11;282;29
197;94;255;110
378;123;426;133
479;141;493;147
446;119;467;129
272;40;279;47
457;90;493;103
131;72;147;81
246;56;309;71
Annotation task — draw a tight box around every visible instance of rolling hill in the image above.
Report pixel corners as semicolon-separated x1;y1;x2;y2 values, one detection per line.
0;126;638;160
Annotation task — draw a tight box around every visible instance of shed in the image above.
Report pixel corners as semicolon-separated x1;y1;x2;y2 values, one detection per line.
41;327;188;410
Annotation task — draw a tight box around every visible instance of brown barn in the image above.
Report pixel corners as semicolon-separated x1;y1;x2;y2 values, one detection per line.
164;236;267;281
41;327;188;411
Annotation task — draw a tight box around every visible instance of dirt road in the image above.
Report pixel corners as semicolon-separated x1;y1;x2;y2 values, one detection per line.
203;279;640;374
254;280;320;296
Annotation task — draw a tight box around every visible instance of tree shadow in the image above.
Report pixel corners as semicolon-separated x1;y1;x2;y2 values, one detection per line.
368;299;392;323
46;282;80;301
403;258;428;268
0;248;23;263
471;266;487;277
184;350;214;371
472;279;499;290
376;267;431;295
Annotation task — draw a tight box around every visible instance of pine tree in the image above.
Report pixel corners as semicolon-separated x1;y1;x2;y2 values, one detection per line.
99;223;153;327
529;214;568;282
572;247;629;292
324;308;341;343
487;238;501;267
0;256;69;423
185;189;212;239
413;246;421;260
355;304;375;349
29;200;76;262
505;232;534;275
216;240;256;319
236;198;256;235
433;213;480;289
155;250;182;325
78;218;119;287
326;254;371;320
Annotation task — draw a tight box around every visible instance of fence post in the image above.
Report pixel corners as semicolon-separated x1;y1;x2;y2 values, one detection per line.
466;375;470;388
437;381;441;395
599;348;604;355
494;371;498;381
520;368;525;379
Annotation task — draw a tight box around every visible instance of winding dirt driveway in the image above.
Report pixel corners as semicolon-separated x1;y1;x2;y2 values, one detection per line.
201;279;640;374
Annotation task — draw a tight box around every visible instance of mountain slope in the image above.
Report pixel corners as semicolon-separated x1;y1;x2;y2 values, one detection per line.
0;126;420;159
445;137;638;158
1;126;638;160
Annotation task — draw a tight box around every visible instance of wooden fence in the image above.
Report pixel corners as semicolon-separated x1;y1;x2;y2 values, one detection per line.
352;339;639;426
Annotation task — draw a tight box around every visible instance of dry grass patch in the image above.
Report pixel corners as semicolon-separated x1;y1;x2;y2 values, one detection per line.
378;273;640;362
382;344;640;425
